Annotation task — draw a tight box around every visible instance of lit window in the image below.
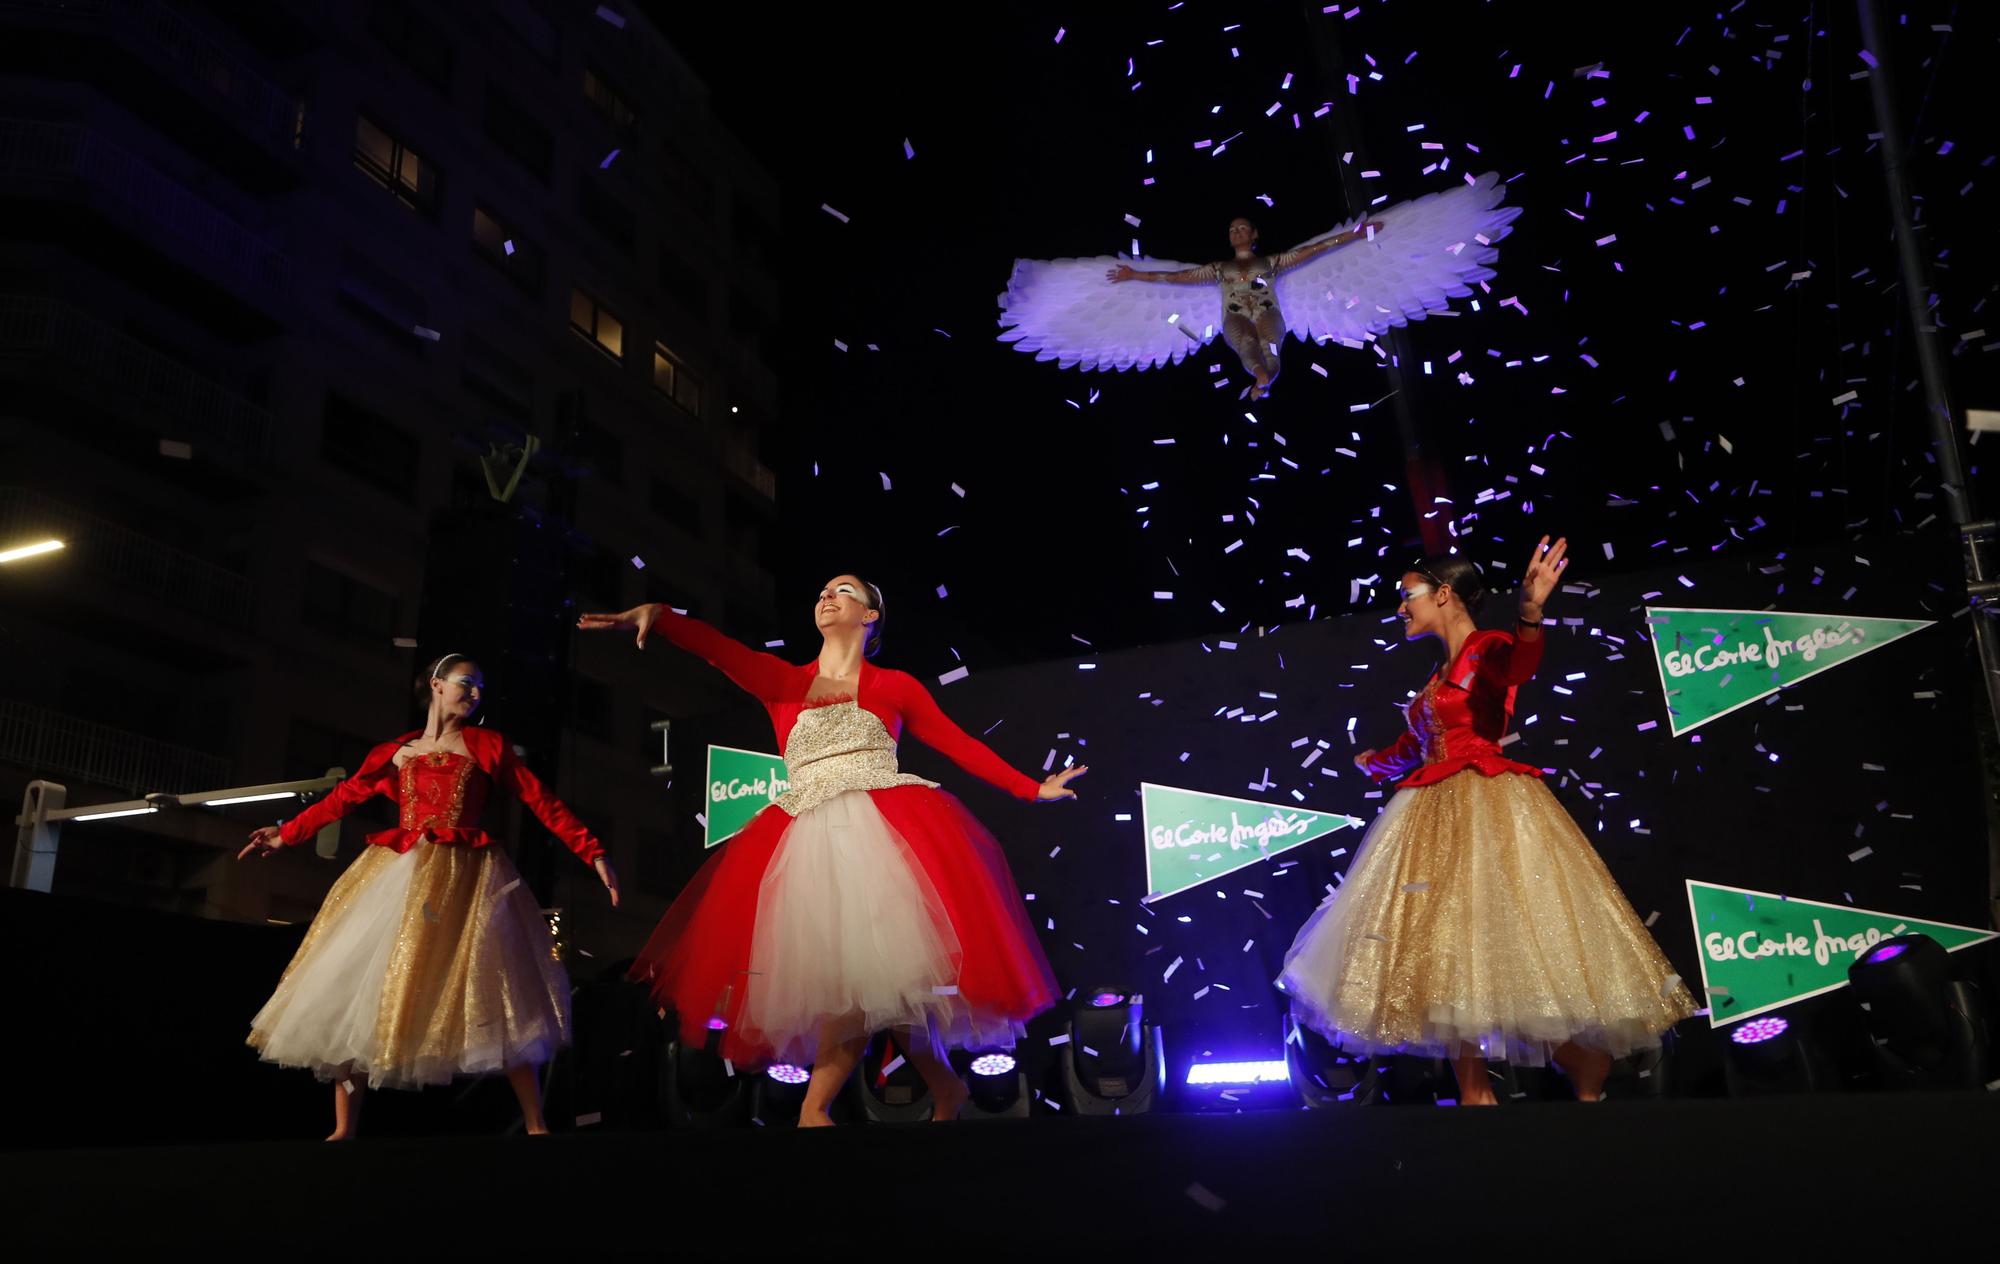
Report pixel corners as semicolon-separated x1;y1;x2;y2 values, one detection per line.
353;114;439;215
472;205;544;295
570;288;623;360
652;342;703;416
583;65;636;128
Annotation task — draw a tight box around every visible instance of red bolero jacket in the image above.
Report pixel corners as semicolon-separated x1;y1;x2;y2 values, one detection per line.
650;606;1042;803
275;725;604;863
1361;627;1545;788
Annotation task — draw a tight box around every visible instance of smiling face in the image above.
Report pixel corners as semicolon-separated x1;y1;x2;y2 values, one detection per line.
813;574;878;644
1227;218;1258;251
430;658;484;721
1394;572;1445;642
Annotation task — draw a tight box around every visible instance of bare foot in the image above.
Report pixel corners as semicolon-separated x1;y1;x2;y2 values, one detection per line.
930;1079;970;1121
797;1109;835;1128
324;1129;358;1141
524;1124;550;1135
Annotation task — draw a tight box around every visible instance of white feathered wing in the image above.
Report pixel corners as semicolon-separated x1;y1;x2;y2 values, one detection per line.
1274;170;1522;346
995;256;1223;372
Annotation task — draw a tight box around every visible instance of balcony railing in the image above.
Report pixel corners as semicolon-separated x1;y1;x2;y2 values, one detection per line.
718;437;777;502
0;0;306;155
0;698;231;794
0;486;255;627
0;294;271;463
0;118;295;307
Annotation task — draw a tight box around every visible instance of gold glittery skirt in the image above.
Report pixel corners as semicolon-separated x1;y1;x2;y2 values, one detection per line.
1278;771;1697;1066
248;842;570;1089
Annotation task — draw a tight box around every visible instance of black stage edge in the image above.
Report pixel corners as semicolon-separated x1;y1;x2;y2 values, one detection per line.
5;1092;1991;1254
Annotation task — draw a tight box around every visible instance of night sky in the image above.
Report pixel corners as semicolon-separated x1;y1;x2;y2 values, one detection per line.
645;0;1998;677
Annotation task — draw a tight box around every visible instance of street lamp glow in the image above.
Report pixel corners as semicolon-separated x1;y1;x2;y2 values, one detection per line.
0;538;64;565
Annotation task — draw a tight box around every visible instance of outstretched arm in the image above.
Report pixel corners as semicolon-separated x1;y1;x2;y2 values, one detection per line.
577;603;795;701
1106;262;1219;285
240;741;401;856
895;675;1048;801
1270;222;1384;274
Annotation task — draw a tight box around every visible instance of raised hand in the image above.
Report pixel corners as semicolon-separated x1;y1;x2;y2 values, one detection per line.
1519;535;1569;620
594;856;621;908
577;604;661;649
238;825;284;860
1038;765;1089;801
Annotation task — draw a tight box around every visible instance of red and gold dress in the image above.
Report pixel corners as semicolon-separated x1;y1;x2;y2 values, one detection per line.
247;727;604;1089
1278;628;1697;1066
633;609;1057;1067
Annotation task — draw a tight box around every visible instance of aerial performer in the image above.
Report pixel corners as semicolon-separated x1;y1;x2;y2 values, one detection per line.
997;171;1522;399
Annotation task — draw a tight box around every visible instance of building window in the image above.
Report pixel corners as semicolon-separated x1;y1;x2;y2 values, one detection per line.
302;559;398;648
647;576;701;616
660;139;713;219
368;1;455;92
658;249;709;319
577;176;636;255
353;115;439;216
462;333;535;422
732;202;777;267
335;246;428;355
583;65;636;128
651;342;703;417
568;420;624;487
471;204;545;296
321;392;419;498
650;477;703;539
483;85;553;184
569;288;623;361
494;0;557;67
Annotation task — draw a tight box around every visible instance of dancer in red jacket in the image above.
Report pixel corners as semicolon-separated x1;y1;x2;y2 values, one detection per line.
580;576;1082;1125
238;653;618;1138
1278;540;1695;1103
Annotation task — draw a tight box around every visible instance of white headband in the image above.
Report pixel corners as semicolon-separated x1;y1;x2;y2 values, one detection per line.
428;653;467;680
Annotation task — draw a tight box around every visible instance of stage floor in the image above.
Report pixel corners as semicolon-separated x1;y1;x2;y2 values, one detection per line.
4;1090;1990;1254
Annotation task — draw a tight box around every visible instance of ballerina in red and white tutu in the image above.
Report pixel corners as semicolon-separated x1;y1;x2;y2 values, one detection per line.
579;577;1082;1124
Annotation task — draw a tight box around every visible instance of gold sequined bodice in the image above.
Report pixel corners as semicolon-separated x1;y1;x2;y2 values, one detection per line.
397;751;487;832
775;700;937;817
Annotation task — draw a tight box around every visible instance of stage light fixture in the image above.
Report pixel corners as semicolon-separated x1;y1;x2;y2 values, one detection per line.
1847;933;1992;1090
750;1061;815;1126
957;1050;1030;1119
1284;1019;1383;1107
1722;1011;1828;1096
843;1032;934;1123
657;1034;752;1129
1059;986;1164;1116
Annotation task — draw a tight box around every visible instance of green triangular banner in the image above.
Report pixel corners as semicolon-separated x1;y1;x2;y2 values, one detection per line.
704;744;790;849
1685;879;1996;1026
1645;608;1933;736
1140;781;1364;902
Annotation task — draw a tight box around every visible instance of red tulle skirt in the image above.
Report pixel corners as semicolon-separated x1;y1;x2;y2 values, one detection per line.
631;785;1057;1067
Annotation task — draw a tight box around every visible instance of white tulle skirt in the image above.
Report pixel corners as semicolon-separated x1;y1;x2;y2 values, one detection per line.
248;842;570;1090
741;790;1025;1065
